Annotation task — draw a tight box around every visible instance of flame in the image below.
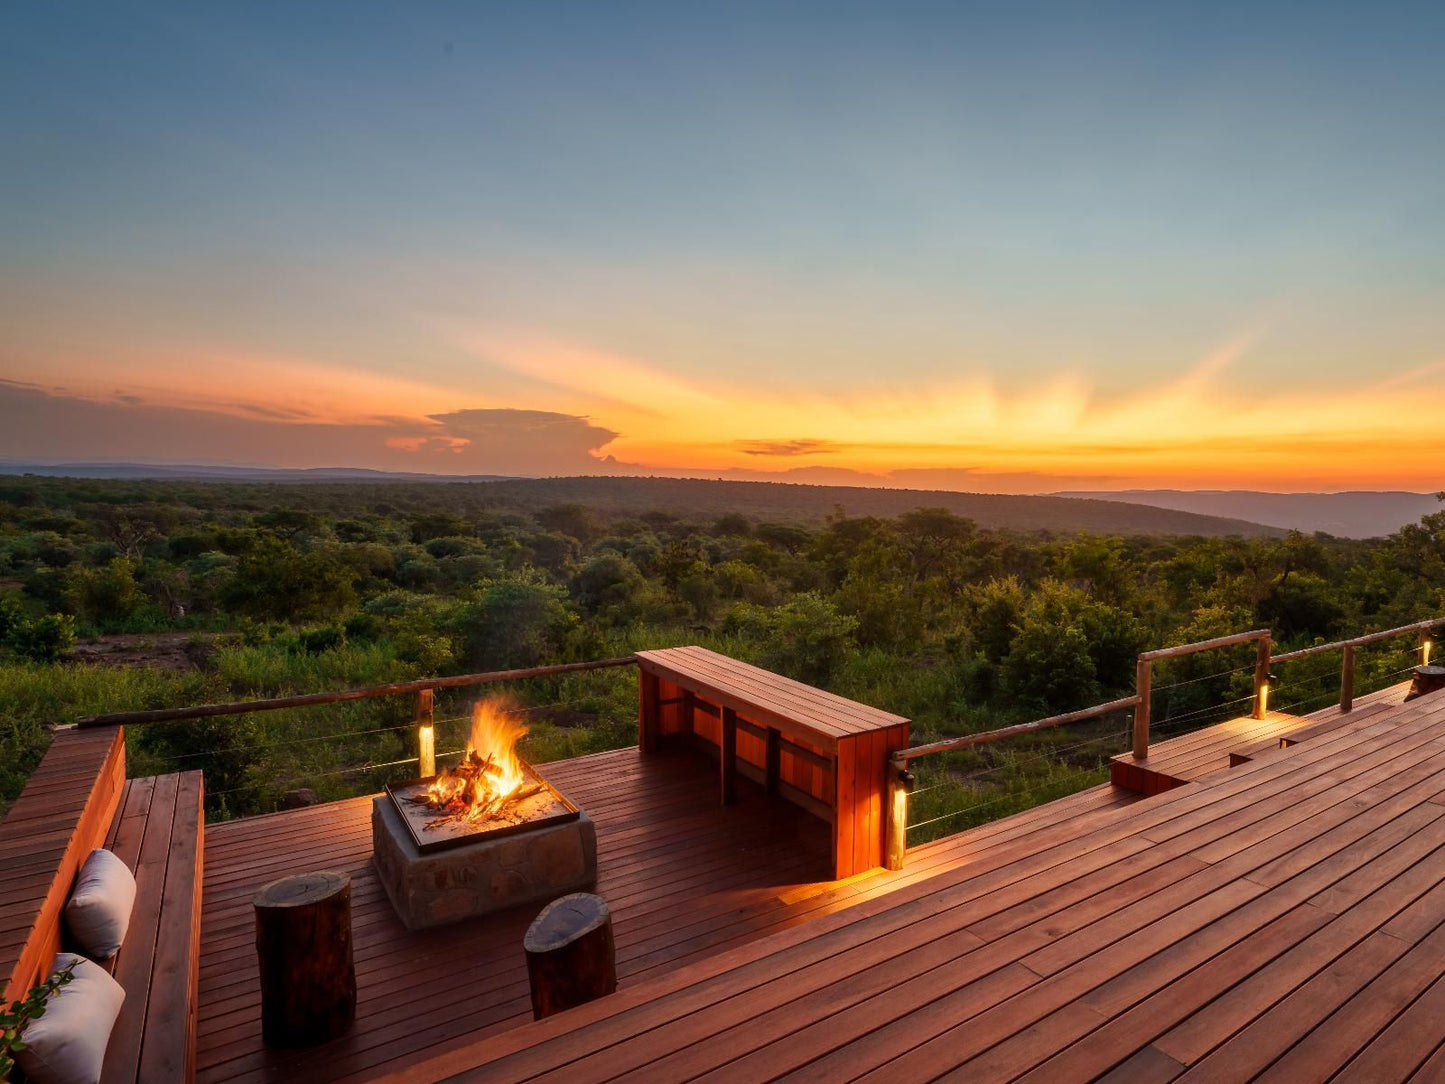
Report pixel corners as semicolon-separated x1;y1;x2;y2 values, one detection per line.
420;699;532;823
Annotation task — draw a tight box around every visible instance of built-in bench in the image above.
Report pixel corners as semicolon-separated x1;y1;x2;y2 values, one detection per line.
0;726;203;1083
635;646;910;878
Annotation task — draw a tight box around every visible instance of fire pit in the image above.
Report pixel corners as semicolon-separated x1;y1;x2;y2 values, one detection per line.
372;700;597;930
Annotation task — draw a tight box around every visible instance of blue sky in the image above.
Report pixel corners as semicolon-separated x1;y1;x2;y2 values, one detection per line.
3;2;1443;488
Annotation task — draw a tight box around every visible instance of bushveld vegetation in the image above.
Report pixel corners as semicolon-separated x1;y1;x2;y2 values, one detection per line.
1;477;1441;842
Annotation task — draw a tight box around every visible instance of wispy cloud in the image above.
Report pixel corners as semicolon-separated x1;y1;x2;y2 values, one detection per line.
735;438;840;457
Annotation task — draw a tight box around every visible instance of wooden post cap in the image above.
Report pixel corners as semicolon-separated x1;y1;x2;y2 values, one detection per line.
523;893;616;1019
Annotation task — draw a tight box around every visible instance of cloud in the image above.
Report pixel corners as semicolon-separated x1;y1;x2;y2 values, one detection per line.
228;401;318;421
735;438;840;457
0;383;620;476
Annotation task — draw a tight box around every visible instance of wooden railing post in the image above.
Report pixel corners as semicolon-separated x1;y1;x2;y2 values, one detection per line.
1253;636;1272;719
885;754;907;871
1340;645;1356;713
1133;659;1152;759
416;688;435;778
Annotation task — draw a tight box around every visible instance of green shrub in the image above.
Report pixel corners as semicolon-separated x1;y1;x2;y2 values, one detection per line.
8;614;76;663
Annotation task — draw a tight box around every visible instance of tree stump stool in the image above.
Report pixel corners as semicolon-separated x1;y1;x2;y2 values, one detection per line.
254;870;356;1047
523;892;616;1020
1406;665;1445;703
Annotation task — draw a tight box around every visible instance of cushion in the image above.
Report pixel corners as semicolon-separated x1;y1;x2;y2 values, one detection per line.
14;953;125;1084
63;848;136;960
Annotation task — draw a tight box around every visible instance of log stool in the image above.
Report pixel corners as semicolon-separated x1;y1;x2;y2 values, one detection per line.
523;892;616;1020
1406;665;1445;703
254;870;356;1047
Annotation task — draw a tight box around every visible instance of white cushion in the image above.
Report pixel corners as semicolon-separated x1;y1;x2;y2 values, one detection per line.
63;849;136;960
14;953;125;1084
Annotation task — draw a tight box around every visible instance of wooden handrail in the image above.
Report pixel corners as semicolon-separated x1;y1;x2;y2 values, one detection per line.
889;695;1142;764
1134;629;1274;757
75;656;639;728
1138;629;1272;662
1269;616;1440;718
1270;618;1441;662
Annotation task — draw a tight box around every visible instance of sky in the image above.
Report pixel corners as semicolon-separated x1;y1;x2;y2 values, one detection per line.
3;1;1444;492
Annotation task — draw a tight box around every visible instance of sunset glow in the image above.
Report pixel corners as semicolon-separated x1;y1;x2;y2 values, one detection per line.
3;3;1443;494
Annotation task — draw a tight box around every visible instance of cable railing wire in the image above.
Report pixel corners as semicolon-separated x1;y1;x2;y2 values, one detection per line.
208;755;423;799
905;729;1125;833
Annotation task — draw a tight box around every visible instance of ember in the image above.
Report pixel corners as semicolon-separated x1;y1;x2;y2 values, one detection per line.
405;699;541;829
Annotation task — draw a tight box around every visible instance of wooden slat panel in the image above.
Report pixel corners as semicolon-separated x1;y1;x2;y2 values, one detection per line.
0;726;125;1003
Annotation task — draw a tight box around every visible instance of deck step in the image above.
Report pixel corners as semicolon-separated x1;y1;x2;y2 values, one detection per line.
1110;679;1418;794
1111;712;1306;794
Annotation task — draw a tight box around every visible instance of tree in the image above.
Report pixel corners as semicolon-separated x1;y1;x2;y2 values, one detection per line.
971;577;1026;663
574;554;646;617
535;504;603;544
727;592;859;685
1001;622;1099;712
452;578;578;670
223;538;357;622
64;557;148;623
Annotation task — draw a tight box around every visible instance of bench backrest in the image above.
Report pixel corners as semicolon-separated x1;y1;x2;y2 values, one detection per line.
0;726;127;1003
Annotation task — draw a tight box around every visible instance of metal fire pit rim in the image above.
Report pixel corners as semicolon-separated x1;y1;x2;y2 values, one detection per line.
383;762;581;854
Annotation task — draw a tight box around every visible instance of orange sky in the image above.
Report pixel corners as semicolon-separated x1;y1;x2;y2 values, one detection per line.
7;332;1443;492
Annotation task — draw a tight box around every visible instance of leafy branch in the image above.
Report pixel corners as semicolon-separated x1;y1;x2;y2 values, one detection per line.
0;964;74;1080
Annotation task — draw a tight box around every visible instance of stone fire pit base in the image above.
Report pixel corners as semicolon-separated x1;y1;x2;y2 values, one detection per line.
371;797;597;930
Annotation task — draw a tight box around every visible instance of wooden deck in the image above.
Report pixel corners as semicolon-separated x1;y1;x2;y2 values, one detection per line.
385;685;1445;1083
195;749;1141;1082
197;747;888;1082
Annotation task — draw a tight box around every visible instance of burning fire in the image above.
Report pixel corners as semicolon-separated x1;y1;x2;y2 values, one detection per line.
406;699;543;828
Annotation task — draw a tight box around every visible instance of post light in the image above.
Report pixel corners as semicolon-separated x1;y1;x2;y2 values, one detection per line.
1259;672;1280;716
416;687;436;777
899;768;917;794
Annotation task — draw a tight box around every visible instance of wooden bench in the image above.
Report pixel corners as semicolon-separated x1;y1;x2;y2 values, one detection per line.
635;647;909;878
0;726;204;1083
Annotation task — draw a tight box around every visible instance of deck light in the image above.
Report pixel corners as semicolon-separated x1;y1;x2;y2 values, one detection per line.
418;722;436;778
898;768;916;793
1258;673;1280;716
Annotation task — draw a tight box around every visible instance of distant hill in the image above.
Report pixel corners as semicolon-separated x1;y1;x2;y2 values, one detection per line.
0;463;1286;537
0;460;514;483
1058;490;1441;539
470;477;1283;537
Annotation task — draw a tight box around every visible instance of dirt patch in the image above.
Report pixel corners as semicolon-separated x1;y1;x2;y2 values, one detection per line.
70;632;216;672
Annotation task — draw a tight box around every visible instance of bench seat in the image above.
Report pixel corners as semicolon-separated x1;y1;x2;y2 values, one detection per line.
635;646;910;878
0;726;203;1083
101;770;204;1084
